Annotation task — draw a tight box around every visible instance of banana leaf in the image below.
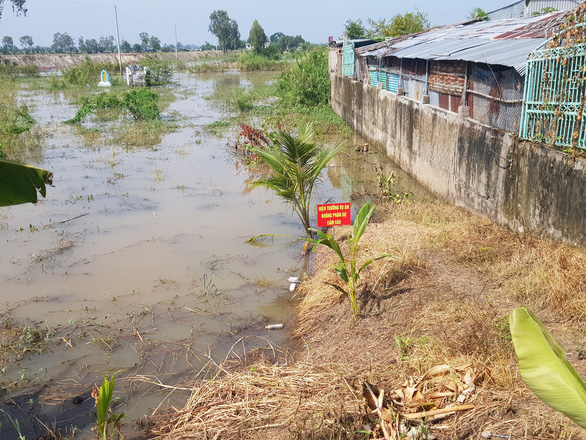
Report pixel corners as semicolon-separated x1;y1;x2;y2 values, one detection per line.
0;158;53;206
510;306;586;428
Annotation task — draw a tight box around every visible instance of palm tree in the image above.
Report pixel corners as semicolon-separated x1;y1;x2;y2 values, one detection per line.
252;131;344;238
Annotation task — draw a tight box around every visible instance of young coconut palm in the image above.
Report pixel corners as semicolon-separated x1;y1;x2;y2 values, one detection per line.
252;130;343;238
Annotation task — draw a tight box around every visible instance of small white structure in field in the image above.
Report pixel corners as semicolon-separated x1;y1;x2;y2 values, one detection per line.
125;65;148;87
98;70;111;87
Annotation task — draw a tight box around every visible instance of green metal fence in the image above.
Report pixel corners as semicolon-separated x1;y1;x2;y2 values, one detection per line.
342;41;355;77
520;24;586;150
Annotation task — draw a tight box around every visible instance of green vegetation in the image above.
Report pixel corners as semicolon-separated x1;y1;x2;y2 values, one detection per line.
0;103;34;136
278;49;330;107
468;7;489;20
0;409;26;440
237;52;285;71
63;58;118;86
248;19;267;52
0;158;52;206
209;9;241;52
66;89;160;123
343;10;430;41
142;55;173;85
0;60;39;78
304;202;393;321
344;19;368;39
95;375;125;440
252;129;344;238
510;306;586;428
367;10;430;39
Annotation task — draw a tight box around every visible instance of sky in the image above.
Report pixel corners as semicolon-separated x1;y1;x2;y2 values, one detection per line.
0;0;515;48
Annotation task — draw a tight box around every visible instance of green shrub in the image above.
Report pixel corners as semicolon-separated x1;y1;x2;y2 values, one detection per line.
123;89;160;120
238;52;285;71
0;104;35;135
66;89;159;123
142;55;173;85
63;58;118;86
278;49;329;107
0;60;39;77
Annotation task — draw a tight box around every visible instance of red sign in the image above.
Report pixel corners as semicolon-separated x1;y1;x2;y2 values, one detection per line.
317;203;351;227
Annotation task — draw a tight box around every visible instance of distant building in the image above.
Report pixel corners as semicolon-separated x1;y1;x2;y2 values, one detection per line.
488;0;580;20
332;11;570;132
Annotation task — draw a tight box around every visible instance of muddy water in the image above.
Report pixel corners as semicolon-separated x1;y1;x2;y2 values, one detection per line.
0;71;431;438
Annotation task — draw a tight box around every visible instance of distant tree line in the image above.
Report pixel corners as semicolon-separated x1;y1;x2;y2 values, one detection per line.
0;6;314;56
0;31;192;55
208;9;311;54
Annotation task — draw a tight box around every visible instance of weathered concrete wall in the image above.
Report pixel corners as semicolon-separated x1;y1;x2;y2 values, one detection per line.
331;75;585;246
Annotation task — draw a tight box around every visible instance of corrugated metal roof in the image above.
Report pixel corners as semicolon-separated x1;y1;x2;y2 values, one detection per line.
358;11;570;73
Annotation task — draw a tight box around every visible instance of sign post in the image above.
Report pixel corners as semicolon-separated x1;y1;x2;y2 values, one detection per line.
317;203;351;228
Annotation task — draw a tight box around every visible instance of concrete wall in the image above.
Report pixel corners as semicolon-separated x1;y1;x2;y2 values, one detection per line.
331;75;585;246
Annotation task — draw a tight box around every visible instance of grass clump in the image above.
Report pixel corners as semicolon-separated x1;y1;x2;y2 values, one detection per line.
111;119;177;148
66;89;160;123
0;60;39;78
237;52;286;71
187;61;230;73
63;58;119;86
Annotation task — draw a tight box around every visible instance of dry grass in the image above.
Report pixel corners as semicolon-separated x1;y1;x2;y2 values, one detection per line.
149;199;586;440
150;351;363;440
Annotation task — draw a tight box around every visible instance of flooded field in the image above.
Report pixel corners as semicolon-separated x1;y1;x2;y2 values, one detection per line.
0;71;430;438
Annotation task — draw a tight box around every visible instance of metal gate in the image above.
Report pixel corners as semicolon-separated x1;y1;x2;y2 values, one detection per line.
342;41;355;77
519;23;586;150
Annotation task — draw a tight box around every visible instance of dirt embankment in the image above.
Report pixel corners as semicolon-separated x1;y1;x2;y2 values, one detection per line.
0;51;225;70
149;200;586;440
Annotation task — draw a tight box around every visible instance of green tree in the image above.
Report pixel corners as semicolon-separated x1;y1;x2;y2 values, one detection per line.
280;35;303;51
278;49;329;107
269;32;283;44
252;130;344;238
209;9;240;52
51;32;75;53
368;10;429;39
120;40;131;52
468;7;489;20
249;19;266;51
78;37;98;53
0;0;26;21
2;35;14;53
344;19;367;39
139;32;150;51
98;35;115;53
19;34;33;50
149;35;161;52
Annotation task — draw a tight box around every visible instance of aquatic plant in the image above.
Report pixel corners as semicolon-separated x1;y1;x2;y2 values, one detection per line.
66;89;160;123
63;58;118;86
94;375;125;440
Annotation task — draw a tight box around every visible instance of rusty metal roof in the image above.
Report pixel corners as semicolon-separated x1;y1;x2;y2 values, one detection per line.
358;11;570;74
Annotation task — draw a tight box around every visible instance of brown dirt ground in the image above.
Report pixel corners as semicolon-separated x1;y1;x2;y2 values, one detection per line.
149;199;586;440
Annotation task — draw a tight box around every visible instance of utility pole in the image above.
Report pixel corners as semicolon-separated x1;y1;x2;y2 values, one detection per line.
175;24;178;60
114;5;123;76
